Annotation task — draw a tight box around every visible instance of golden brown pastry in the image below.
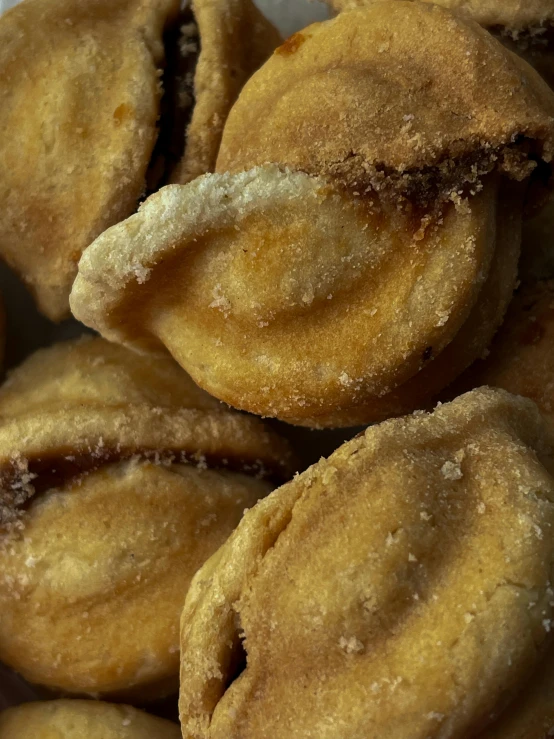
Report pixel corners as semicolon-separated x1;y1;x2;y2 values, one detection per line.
0;336;294;699
415;288;554;738
179;387;554;738
323;0;554;285
72;2;554;427
0;699;181;739
0;0;278;321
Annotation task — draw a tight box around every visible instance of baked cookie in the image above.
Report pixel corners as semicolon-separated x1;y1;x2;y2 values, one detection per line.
0;699;181;738
321;1;554;283
72;3;554;427
0;337;294;699
179;387;554;738
0;0;278;320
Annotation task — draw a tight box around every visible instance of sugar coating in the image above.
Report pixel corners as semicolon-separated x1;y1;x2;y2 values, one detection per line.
179;388;554;738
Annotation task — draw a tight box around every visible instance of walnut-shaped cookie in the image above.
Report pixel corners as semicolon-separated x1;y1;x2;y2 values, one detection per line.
0;337;294;700
71;3;554;427
0;699;181;739
0;0;279;321
323;0;554;283
179;387;554;738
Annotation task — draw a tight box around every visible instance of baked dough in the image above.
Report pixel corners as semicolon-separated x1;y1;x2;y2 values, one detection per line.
179;387;554;738
0;336;294;699
0;0;278;320
321;1;554;286
0;700;181;739
171;0;281;184
72;3;554;426
0;699;181;739
479;648;554;737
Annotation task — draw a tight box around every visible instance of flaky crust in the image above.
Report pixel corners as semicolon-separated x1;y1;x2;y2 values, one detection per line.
171;0;281;184
0;337;294;698
179;388;554;738
0;0;180;321
0;699;181;738
72;166;499;426
325;0;554;31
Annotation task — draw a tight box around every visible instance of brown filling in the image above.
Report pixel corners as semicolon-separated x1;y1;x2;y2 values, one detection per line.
145;8;200;193
0;442;289;531
327;136;551;217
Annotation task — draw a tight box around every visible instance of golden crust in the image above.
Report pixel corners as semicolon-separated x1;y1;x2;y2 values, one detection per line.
0;337;294;698
72;165;501;426
327;179;521;424
0;0;278;320
179;388;554;738
0;699;181;738
0;0;181;321
0;336;295;526
0;460;270;699
217;4;554;193
325;0;554;31
170;0;281;184
71;3;554;426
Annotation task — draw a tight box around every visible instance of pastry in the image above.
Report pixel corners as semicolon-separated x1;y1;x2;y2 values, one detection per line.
321;0;554;282
0;699;181;738
0;0;279;320
170;0;281;185
179;387;554;738
0;336;294;699
72;2;554;427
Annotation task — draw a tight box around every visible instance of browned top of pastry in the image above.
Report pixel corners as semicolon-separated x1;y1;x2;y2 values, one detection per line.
217;2;554;202
179;387;554;738
325;0;554;31
71;2;554;428
0;337;295;527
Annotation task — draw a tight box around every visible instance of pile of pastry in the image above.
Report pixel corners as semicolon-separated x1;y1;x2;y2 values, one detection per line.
2;0;554;736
